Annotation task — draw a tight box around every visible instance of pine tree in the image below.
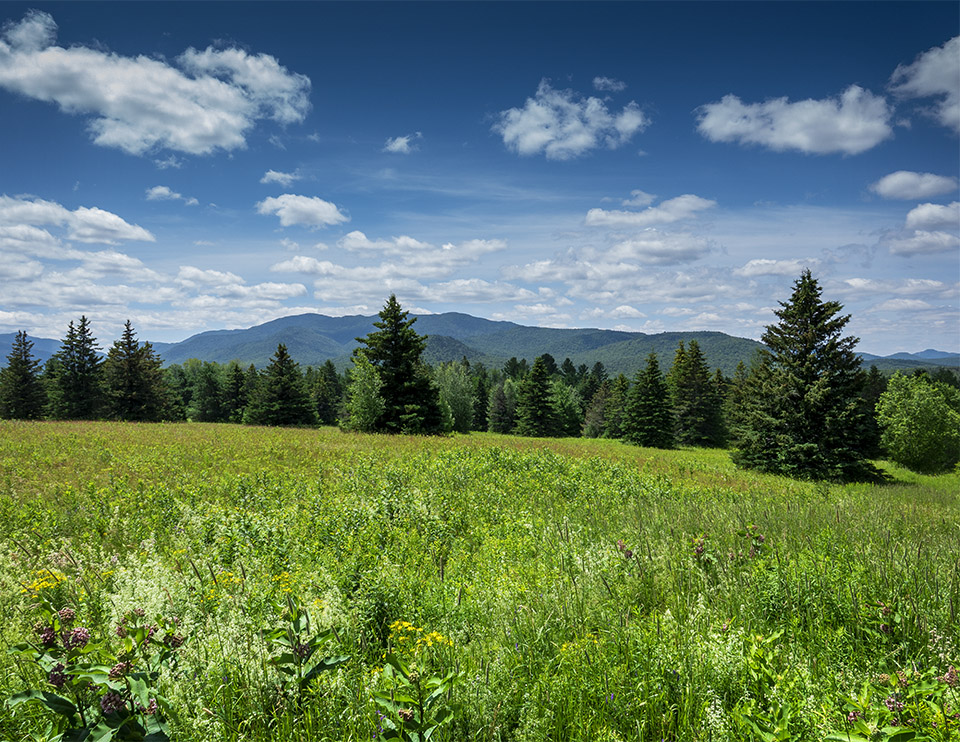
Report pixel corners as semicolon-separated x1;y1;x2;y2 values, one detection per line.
0;331;47;419
487;378;517;433
582;380;611;438
668;339;725;446
472;364;490;431
515;356;557;437
354;295;444;434
622;353;674;448
244;344;316;427
49;316;104;419
223;362;248;423
102;321;168;421
732;270;875;481
191;362;226;422
313;360;343;426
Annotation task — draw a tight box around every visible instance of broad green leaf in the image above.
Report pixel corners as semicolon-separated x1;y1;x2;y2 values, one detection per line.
7;689;78;719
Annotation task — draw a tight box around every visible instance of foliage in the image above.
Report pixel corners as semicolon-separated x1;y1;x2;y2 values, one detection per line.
732;270;876;481
244;343;316;427
0;331;47;420
876;372;960;473
343;350;385;432
486;378;517;434
6;598;186;741
102;321;169;422
434;362;474;434
373;653;457;742
622;353;674;448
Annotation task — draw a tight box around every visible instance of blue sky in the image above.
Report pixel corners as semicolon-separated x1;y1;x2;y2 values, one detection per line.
0;1;957;354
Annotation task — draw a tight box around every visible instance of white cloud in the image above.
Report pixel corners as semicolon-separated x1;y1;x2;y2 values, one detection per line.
608;304;645;319
260;169;302;187
145;185;198;206
886;229;960;256
869;171;958;200
889;36;960;133
841;277;956;300
383;132;422;154
0;11;311;156
593;76;626;92
904;201;960;230
256;194;349;228
606;230;713;265
0;195;154;245
621;190;656;207
734;258;820;277
176;265;305;300
586;194;716;227
494;79;649;160
696;85;893;155
873;298;933;312
338;230;433;253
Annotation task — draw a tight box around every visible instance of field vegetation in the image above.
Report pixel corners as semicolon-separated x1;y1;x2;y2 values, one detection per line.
0;421;956;740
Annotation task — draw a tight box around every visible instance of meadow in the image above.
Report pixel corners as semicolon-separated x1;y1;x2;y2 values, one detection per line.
0;421;957;741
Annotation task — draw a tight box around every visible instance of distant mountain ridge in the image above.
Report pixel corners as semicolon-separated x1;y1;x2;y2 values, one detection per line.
2;316;957;379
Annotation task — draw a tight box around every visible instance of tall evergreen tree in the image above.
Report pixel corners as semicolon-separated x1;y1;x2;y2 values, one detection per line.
313;360;343;426
859;364;887;458
668;339;725;446
622;353;674;448
49;316;104;419
0;331;47;419
191;362;226;422
245;344;316;426
603;374;630;439
471;364;491;431
515;356;557;437
223;362;248;423
732;270;875;480
487;378;517;434
582;379;611;438
551;379;583;437
102;321;168;421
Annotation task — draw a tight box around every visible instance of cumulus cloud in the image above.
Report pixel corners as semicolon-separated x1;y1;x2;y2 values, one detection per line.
606;230;713;265
889;36;960;133
256;194;349;228
0;195;154;244
734;258;820;277
696;85;893;155
621;190;656;207
494;79;649;160
383;132;422;154
145;185;198;206
593;76;626;92
873;298;933;312
905;201;960;230
260;170;302;187
176;265;305;300
586;194;716;227
869;171;958;200
0;10;311;156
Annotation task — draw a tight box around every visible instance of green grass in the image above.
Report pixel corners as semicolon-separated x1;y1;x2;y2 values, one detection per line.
0;421;957;741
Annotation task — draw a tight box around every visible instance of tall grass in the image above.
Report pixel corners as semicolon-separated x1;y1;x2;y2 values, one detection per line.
0;421;956;740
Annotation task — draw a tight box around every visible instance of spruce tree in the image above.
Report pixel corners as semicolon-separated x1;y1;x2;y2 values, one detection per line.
622;353;674;448
487;379;517;434
49;316;104;419
313;360;343;426
0;331;47;419
732;270;875;480
603;374;630;438
515;356;557;437
668;339;725;446
245;344;316;426
223;362;248;423
354;295;444;434
102;321;168;421
472;364;490;431
582;379;611;438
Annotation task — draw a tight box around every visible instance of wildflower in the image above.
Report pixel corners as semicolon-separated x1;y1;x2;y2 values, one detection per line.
48;663;67;689
58;607;76;624
100;691;125;715
115;623;128;638
132;607;146;618
397;708;415;722
624;549;633;559
879;623;891;634
137;698;159;715
941;666;957;687
63;627;90;649
846;710;861;723
38;626;57;647
164;633;185;649
109;661;131;679
293;641;310;660
884;695;904;713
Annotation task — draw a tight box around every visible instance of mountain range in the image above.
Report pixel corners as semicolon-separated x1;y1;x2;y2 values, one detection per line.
3;312;958;378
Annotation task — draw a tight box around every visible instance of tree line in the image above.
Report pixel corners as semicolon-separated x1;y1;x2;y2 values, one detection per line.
2;275;958;478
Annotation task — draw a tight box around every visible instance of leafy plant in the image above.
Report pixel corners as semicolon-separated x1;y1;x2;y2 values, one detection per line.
6;599;186;742
373;653;457;741
260;595;350;702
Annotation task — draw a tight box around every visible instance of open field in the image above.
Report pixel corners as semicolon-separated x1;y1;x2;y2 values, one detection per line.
0;421;957;741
